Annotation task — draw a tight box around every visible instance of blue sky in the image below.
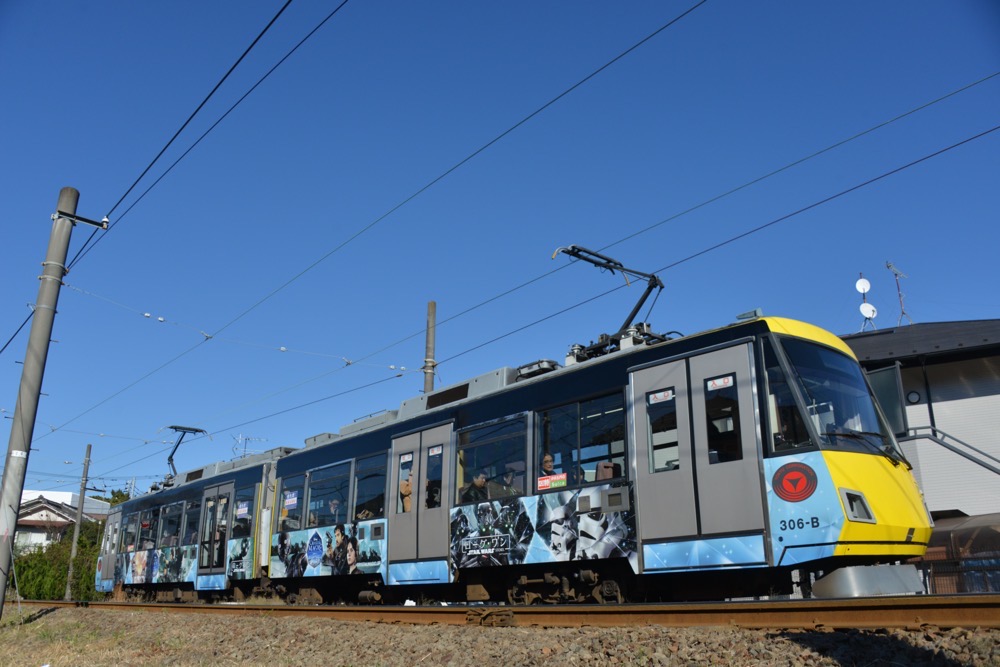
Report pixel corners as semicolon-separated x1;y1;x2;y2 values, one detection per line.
1;1;998;495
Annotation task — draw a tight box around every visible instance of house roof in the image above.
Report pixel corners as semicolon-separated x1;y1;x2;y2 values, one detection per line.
18;495;103;524
841;320;1000;366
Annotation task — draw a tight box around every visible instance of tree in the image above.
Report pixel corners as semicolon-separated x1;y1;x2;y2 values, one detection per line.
89;488;129;506
9;520;103;601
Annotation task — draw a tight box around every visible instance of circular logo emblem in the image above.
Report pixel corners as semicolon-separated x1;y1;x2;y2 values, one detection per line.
772;462;818;502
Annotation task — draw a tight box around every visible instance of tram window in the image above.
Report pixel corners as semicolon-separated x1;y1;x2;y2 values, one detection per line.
763;339;811;454
704;374;742;463
538;393;626;489
182;499;201;546
158;502;184;547
455;415;526;504
231;486;255;539
199;497;217;568
307;463;350;528
425;446;443;509
354;454;386;520
138;508;158;550
121;513;139;553
647;388;680;472
215;495;230;564
278;474;305;532
396;454;414;513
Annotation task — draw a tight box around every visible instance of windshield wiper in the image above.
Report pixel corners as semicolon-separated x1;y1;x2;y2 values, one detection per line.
824;428;911;469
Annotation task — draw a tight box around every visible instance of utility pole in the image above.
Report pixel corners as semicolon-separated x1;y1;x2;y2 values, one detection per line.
64;443;91;601
423;301;437;394
0;188;104;618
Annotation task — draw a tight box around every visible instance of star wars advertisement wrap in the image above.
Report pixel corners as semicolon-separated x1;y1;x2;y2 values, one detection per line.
116;545;199;586
450;482;638;575
270;520;387;579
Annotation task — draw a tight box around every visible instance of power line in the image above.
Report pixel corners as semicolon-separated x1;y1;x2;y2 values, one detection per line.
342;72;1000;368
66;0;298;270
81;372;404;484
437;123;1000;365
198;0;709;340
55;122;998;486
23;2;704;446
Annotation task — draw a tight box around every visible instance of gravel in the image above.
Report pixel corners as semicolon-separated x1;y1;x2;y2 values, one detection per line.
2;606;998;666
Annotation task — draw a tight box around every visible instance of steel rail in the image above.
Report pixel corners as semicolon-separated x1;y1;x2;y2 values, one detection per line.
21;595;1000;630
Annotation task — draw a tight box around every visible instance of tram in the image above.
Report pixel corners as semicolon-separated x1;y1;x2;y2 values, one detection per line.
96;311;932;603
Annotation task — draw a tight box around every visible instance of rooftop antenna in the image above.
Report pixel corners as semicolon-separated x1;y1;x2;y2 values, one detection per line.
166;425;207;478
886;261;913;326
856;273;877;332
231;433;267;458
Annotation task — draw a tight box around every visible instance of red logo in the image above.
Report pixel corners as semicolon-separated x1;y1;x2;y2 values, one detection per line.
772;462;818;502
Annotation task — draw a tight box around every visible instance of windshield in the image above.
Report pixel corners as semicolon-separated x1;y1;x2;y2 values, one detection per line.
779;337;908;466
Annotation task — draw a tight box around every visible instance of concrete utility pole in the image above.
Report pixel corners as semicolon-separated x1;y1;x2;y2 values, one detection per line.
64;443;91;601
423;301;437;394
0;188;88;618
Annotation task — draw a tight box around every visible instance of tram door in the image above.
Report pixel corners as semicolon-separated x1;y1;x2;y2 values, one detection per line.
100;507;122;580
631;342;764;543
198;482;234;576
388;423;453;563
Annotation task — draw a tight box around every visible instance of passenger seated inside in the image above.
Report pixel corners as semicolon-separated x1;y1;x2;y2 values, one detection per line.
496;465;520;497
595;461;621;481
461;469;489;503
425;481;441;509
540;453;558;476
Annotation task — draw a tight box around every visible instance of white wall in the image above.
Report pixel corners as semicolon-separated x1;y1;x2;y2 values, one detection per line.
901;357;1000;516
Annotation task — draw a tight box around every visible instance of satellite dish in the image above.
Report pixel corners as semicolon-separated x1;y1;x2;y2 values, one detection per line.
855;278;871;294
860;303;877;319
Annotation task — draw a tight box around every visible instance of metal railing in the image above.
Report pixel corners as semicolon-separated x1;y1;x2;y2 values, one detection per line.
900;426;1000;476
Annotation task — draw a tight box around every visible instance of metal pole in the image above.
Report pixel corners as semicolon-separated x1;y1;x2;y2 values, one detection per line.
0;187;79;617
64;443;91;601
423;301;437;394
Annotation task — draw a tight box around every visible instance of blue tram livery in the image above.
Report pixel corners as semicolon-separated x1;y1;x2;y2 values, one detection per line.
96;315;932;603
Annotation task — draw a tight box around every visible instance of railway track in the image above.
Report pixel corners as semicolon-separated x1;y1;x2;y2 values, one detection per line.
19;594;1000;630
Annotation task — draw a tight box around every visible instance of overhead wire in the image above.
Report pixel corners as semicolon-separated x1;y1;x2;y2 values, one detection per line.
67;0;353;271
435;123;1000;366
23;1;706;446
331;71;1000;368
15;9;995;485
201;0;709;339
66;0;298;271
33;122;1000;493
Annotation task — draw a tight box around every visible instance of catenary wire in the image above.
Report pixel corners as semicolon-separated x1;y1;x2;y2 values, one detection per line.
67;0;352;272
32;123;1000;492
24;2;707;447
201;0;709;340
66;0;298;271
435;123;1000;366
334;72;1000;369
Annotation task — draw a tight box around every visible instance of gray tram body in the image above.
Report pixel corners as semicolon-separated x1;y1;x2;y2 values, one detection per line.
97;316;931;603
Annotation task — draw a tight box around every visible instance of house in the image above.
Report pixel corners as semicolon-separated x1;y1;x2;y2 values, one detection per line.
843;320;1000;594
14;491;111;553
842;319;1000;517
